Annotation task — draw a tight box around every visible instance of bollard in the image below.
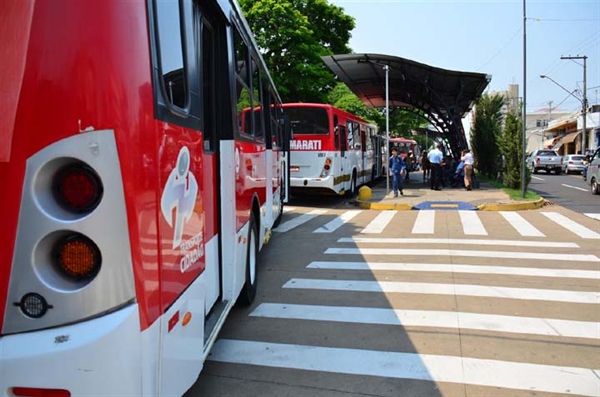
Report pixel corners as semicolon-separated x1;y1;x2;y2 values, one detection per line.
358;185;372;201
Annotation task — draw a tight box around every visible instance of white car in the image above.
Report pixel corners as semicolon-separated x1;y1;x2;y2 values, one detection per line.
562;154;586;174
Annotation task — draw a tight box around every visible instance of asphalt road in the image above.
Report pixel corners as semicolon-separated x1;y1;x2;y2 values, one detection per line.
528;170;600;215
188;202;600;397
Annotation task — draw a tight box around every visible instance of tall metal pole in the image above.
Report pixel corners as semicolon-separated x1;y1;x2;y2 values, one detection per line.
384;65;390;193
583;56;587;153
521;0;527;198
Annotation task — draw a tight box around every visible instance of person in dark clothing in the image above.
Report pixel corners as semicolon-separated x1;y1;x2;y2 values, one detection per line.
388;148;406;197
427;144;443;190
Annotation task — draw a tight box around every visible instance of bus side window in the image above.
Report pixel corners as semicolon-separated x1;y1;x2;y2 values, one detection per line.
200;14;216;152
155;0;188;111
346;121;353;148
361;128;366;152
234;28;252;136
339;125;347;155
251;57;264;141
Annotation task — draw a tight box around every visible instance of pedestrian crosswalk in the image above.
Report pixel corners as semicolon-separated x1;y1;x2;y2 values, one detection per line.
206;207;600;396
275;207;600;239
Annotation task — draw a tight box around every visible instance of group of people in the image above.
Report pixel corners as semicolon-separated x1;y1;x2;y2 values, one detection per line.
388;144;475;197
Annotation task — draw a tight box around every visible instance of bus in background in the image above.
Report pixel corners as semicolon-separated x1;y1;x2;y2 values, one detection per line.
390;136;421;171
283;103;384;196
390;137;421;159
0;0;288;396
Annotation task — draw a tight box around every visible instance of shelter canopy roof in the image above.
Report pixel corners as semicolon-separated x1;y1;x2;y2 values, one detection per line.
322;53;491;155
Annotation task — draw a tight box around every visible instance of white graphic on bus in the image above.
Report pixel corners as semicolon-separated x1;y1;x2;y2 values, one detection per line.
160;146;198;249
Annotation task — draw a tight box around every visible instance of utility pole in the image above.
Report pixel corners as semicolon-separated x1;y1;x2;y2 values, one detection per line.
521;0;527;198
561;55;587;154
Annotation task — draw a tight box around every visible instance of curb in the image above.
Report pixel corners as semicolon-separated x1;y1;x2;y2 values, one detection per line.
357;196;546;211
476;197;546;211
357;200;413;210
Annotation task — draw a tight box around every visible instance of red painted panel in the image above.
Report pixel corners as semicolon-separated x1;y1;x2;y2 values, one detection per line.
0;0;164;331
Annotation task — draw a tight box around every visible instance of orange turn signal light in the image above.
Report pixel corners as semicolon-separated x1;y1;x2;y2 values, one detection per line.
182;312;192;327
54;234;101;280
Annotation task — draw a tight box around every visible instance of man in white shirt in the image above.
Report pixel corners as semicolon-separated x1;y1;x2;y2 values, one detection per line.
427;144;444;190
461;149;474;190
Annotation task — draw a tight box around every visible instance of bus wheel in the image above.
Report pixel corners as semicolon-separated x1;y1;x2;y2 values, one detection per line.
350;172;357;196
238;213;258;306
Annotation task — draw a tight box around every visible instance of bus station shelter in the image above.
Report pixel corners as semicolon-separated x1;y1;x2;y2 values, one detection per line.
322;53;491;158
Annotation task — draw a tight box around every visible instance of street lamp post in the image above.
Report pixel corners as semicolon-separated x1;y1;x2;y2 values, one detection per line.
540;54;587;153
384;65;390;193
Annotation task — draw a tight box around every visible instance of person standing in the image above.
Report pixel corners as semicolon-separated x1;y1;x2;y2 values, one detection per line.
428;144;444;190
461;149;474;190
420;151;430;182
389;148;406;197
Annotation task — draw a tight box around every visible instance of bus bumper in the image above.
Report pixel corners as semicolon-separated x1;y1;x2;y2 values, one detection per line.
290;175;336;190
0;304;143;397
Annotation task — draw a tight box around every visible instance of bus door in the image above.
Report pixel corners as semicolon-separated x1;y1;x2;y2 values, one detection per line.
338;124;347;176
153;1;223;394
360;127;367;182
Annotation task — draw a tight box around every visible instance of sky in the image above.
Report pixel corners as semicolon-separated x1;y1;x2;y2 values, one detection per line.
329;0;599;116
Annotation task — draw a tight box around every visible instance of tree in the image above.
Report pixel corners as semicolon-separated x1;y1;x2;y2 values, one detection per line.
239;0;355;103
470;93;505;179
501;110;530;189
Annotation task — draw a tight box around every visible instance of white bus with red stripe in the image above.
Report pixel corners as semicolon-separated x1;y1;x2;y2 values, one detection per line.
0;0;289;396
283;103;384;196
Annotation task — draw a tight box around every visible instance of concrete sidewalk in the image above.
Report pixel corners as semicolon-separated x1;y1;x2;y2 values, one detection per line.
356;175;545;211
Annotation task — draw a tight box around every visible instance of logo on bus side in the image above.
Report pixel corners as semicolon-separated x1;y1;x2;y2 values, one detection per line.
160;146;199;250
290;139;322;150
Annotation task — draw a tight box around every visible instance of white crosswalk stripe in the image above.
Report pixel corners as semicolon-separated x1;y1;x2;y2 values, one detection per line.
584;213;600;221
250;303;600;339
283;278;600;304
411;210;435;234
210;208;600;396
307;260;599;279
338;237;578;248
542;212;600;239
325;247;598;262
210;340;600;397
313;210;361;233
273;209;327;232
459;210;488;235
499;211;545;237
361;210;395;234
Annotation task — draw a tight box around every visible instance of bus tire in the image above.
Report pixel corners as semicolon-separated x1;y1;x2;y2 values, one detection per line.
350;172;357;196
238;212;258;306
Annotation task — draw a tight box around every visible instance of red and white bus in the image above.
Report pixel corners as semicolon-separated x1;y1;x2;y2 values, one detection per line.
0;0;289;396
390;137;420;159
283;103;384;195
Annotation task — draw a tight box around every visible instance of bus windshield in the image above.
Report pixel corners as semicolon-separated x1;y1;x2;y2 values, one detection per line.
286;107;330;135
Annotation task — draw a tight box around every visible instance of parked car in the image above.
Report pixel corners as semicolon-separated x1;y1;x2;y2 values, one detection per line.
585;148;600;194
562;154;586;174
528;149;563;174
